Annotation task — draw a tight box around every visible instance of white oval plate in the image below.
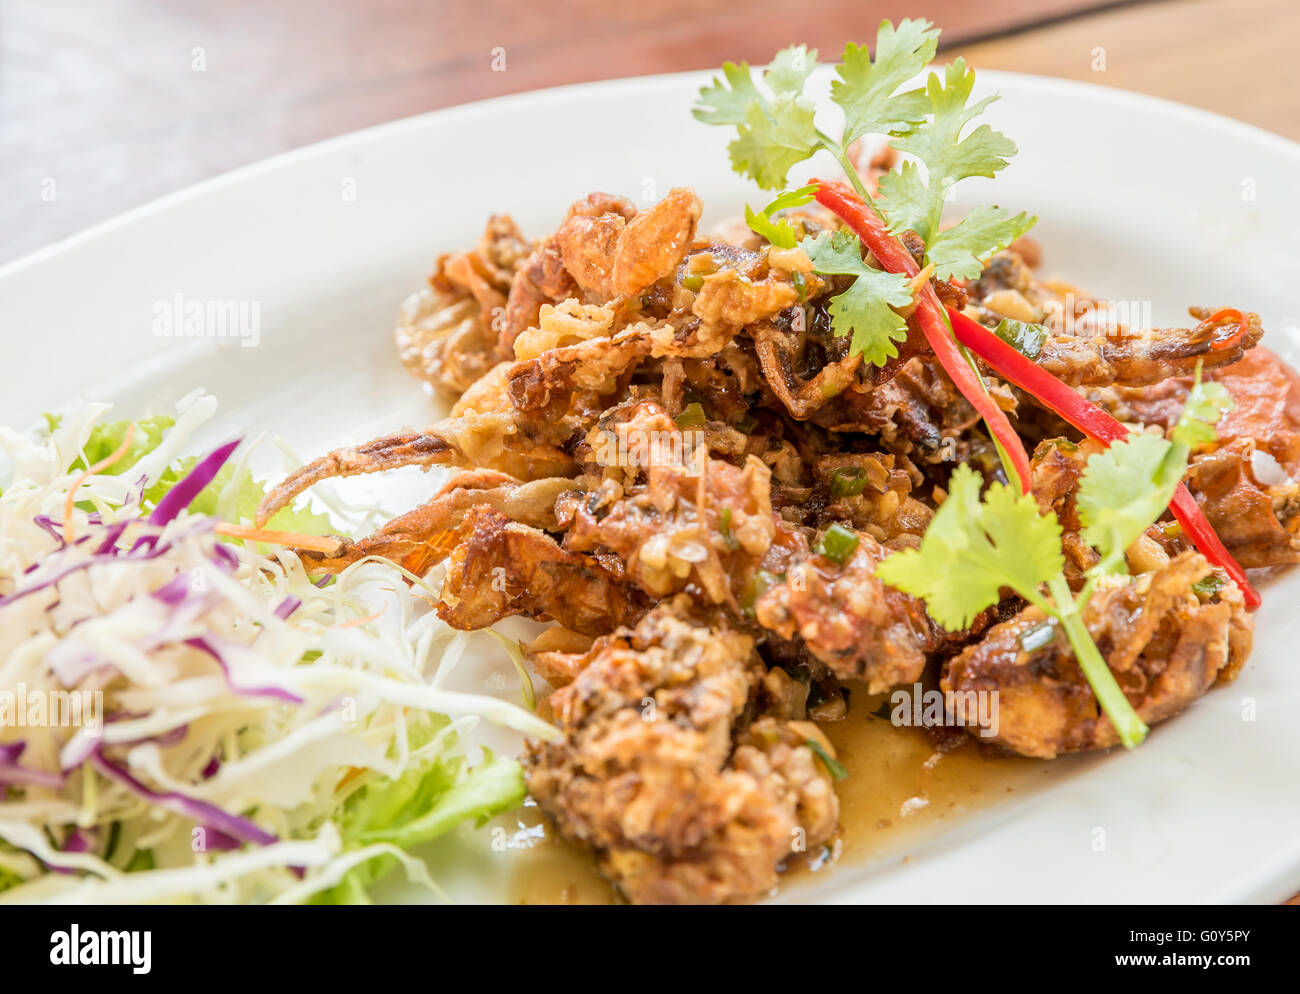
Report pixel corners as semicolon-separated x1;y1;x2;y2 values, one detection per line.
3;69;1299;904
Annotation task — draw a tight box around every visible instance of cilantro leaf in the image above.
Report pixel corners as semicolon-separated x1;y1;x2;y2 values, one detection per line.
803;230;913;364
764;45;819;96
744;185;818;248
730;95;819;190
896;60;1014;197
878;58;1033;266
925;204;1037;280
692;61;765;126
832;18;939;145
1075;433;1182;573
826;275;912;364
876;463;1063;629
695;46;822;190
1077;375;1233;571
1171;378;1233;449
873;160;930;239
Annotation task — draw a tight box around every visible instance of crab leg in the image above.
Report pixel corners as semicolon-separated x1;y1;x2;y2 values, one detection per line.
293;472;574;576
255;429;459;525
1028;308;1265;388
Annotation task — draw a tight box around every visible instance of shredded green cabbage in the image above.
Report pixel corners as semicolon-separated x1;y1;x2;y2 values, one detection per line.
0;393;547;904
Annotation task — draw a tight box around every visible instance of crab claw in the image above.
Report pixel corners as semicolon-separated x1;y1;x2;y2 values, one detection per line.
255;430;456;526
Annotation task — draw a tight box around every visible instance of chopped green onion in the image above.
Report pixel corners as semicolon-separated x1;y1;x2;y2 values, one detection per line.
791;270;807;300
805;739;848;782
816;523;859;565
718;507;740;551
1018;619;1057;654
733;413;759;434
1192;573;1225;601
994;318;1048;359
741;568;783;618
830;466;868;498
675;402;707;429
682;274;704;293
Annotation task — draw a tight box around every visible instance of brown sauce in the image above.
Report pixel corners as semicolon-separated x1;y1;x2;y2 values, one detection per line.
505;694;1068;905
504;799;618;905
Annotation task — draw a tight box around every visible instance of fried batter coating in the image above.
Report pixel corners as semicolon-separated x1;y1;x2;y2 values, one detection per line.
969;250;1264;388
756;533;931;691
437;506;649;636
293;470;571;576
941;552;1253;758
526;603;838;904
1097;348;1300;569
396;215;530;393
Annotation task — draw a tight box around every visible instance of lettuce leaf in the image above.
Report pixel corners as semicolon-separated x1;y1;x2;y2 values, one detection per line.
314;719;526;904
0;848;23;894
180;458;334;534
55;412;332;535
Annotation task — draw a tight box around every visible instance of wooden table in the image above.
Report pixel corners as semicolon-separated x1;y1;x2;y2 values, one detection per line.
950;0;1299;138
4;0;1295;265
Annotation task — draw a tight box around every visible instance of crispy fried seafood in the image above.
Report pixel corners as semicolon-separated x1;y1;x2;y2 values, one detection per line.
526;603;837;904
264;185;1294;903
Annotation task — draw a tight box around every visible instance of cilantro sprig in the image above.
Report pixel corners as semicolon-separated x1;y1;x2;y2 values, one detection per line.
1076;373;1232;576
744;185;818;249
875;60;1035;278
693;18;1036;363
801;230;911;363
876;374;1233;748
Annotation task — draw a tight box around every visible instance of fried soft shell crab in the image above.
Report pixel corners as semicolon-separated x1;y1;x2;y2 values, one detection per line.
255;22;1298;902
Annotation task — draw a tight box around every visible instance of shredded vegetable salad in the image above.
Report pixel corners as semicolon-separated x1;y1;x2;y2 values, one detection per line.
0;392;551;904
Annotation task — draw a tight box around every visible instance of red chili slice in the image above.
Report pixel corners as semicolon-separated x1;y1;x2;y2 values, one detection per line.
813;179;1034;494
1197;308;1249;351
946;305;1261;610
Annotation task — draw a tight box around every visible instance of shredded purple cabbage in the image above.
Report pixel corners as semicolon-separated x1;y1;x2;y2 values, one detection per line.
148;439;241;527
211;543;240;571
47;826;99;875
62;827;95;854
185;636;304;703
90;750;277;847
0;741;65;789
152;573;193;605
94;519;130;555
0;519;214;608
